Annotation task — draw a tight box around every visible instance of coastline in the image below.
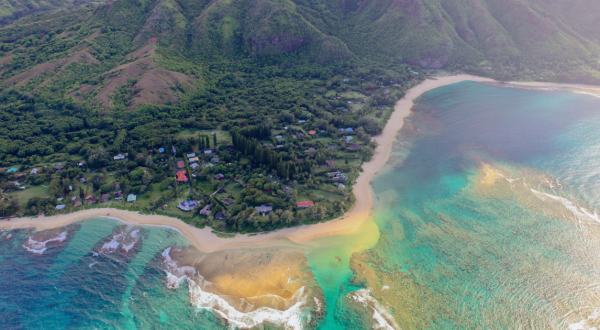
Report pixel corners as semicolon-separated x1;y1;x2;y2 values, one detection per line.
2;74;599;252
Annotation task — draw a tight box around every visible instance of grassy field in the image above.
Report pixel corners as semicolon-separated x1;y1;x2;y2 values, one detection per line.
8;185;50;205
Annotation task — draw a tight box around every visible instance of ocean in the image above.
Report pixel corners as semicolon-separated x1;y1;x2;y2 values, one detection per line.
2;81;600;329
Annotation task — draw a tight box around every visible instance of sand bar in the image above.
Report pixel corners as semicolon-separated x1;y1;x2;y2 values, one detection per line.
2;74;599;252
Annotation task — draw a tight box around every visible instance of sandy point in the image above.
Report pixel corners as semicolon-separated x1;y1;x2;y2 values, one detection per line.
2;75;599;252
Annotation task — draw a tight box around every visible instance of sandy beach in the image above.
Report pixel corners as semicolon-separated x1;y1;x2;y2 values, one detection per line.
2;74;599;252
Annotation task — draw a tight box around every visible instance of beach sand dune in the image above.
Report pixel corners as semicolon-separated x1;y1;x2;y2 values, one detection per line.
2;75;599;252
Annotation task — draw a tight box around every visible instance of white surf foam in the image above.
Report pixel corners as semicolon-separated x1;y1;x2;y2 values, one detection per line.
100;228;140;254
160;247;310;329
530;189;600;224
22;231;67;255
351;289;399;330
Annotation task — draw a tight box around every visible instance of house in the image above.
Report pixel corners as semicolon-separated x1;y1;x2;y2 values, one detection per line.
215;213;226;220
308;130;317;135
54;163;64;170
349;144;361;149
204;150;212;155
337;183;346;189
78;162;85;167
328;144;338;150
85;195;98;204
299;120;306;123
204;163;215;168
297;201;314;209
189;157;199;163
177;200;197;211
283;187;292;195
176;171;188;182
79;178;87;183
211;157;220;163
383;89;390;95
276;145;284;148
115;191;123;200
127;194;137;202
57;198;63;202
275;135;283;140
101;194;110;203
327;171;347;180
298;133;305;137
345;128;353;132
190;163;199;170
326;160;335;167
177;161;185;168
304;147;316;153
199;204;211;216
214;174;225;180
187;153;196;158
56;205;66;210
73;200;82;207
346;136;354;143
159;148;165;153
255;205;273;215
221;197;234;206
30;168;38;175
114;154;125;160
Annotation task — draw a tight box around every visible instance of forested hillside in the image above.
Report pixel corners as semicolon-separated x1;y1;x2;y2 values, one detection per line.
0;0;599;232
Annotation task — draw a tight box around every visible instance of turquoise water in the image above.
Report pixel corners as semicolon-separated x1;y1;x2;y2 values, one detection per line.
365;82;600;329
3;81;600;329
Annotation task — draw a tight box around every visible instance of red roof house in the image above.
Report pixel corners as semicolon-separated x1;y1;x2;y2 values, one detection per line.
308;130;317;135
176;171;188;182
297;201;314;209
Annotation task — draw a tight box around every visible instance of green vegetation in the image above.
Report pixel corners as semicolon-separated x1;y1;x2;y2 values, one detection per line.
0;0;599;232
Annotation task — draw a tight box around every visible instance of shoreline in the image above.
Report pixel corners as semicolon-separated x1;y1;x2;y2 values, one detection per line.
2;74;599;252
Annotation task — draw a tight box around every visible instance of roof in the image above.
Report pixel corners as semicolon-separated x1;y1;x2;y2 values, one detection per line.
30;169;38;174
101;194;110;201
127;194;137;202
326;160;335;167
159;148;165;153
189;157;199;162
255;205;273;213
215;213;226;220
214;174;225;180
204;150;212;154
187;153;196;158
346;128;353;132
176;171;188;182
190;163;199;169
308;130;317;135
297;201;314;208
177;161;185;168
56;205;65;210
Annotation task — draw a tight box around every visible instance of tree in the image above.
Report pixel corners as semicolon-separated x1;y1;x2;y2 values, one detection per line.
142;171;153;185
86;148;111;168
268;212;279;225
281;210;294;225
145;155;154;167
213;134;217;147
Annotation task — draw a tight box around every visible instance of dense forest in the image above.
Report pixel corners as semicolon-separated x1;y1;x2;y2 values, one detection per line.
0;0;598;233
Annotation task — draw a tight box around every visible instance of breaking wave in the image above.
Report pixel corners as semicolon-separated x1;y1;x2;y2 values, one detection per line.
22;231;67;254
161;247;312;329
